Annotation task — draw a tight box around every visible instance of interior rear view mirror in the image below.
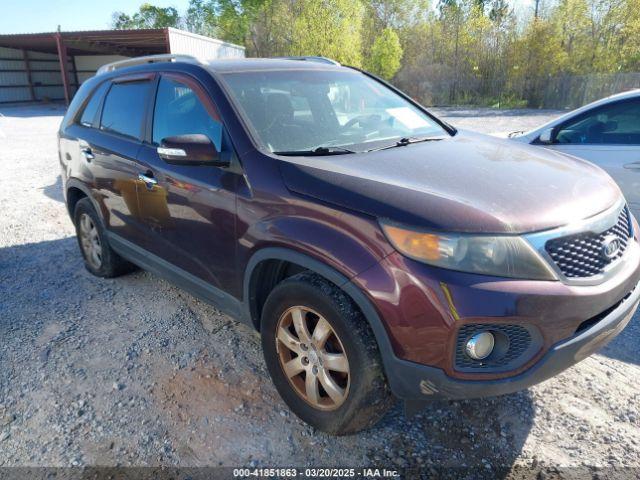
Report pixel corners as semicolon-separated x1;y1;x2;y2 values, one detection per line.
157;134;229;167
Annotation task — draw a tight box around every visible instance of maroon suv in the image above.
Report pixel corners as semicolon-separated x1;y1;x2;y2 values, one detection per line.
59;55;640;434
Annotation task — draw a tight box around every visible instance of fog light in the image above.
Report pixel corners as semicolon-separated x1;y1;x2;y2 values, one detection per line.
465;331;495;360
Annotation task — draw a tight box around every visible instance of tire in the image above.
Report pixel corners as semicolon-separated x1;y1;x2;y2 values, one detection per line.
73;197;136;278
261;272;393;435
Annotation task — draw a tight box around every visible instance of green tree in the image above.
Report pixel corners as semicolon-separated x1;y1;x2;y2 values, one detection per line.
552;0;591;74
619;0;640;69
183;0;271;52
108;0;640;108
184;0;218;36
289;0;366;67
112;3;181;29
247;0;295;56
369;0;429;28
366;28;403;79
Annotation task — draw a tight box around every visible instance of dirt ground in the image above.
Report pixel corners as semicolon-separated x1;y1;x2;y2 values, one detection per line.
0;104;639;478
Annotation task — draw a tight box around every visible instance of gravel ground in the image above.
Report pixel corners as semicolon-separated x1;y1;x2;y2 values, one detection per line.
0;105;639;477
433;107;564;136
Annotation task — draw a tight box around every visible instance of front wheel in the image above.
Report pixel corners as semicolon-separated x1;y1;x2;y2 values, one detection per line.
261;272;393;434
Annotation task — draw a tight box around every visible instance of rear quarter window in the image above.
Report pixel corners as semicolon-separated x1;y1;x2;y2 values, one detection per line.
78;82;109;127
100;81;151;139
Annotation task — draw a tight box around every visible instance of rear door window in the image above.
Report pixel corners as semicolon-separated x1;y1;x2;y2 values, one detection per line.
78;82;109;127
100;81;152;139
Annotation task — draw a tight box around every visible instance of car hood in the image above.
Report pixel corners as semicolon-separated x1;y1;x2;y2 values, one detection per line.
278;130;622;234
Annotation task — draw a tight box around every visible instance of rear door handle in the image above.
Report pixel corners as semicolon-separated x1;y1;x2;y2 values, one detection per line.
624;162;640;170
80;147;94;161
138;171;158;189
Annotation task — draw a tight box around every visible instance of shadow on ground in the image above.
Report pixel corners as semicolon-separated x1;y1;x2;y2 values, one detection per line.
600;308;640;366
0;237;537;472
0;104;66;118
42;175;64;203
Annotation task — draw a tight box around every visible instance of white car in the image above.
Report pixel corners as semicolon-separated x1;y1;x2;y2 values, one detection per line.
510;90;640;218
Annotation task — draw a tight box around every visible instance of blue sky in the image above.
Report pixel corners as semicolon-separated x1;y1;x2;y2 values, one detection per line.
1;0;536;35
0;0;191;34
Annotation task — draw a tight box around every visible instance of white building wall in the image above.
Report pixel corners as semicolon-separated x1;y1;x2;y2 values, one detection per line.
74;55;128;83
0;47;33;103
167;28;245;60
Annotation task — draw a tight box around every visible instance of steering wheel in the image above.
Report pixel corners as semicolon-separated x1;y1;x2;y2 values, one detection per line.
342;114;382;131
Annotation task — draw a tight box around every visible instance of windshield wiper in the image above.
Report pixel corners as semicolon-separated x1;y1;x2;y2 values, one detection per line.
274;146;356;156
366;136;444;152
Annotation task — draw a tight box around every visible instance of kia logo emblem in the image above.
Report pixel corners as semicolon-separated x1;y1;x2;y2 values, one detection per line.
602;235;621;260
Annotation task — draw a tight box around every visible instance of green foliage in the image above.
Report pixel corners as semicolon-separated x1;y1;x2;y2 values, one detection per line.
489;95;527;109
110;0;640;107
289;0;365;67
366;28;403;79
112;3;181;29
184;0;217;36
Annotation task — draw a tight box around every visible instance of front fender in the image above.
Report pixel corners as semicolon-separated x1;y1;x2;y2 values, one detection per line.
241;212;393;280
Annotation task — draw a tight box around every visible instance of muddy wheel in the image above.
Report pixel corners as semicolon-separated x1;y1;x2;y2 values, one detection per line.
261;272;393;435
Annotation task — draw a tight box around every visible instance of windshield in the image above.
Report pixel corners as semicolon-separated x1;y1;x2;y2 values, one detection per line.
221;69;448;154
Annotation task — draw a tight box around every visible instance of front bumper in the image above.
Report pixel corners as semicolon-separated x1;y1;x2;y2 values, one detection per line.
384;279;640;400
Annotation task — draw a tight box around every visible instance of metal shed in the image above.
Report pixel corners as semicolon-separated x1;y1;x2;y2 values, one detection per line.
0;28;245;105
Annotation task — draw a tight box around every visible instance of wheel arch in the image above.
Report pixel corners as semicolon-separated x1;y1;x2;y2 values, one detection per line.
65;180;106;224
243;247;398;378
66;186;87;218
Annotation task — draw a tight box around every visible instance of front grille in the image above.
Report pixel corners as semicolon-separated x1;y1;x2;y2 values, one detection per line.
455;324;533;371
545;206;632;278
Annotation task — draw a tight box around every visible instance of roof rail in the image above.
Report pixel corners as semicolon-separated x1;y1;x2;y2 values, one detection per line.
97;54;204;75
276;56;341;66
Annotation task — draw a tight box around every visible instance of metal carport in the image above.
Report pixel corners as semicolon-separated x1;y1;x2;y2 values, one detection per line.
0;28;244;105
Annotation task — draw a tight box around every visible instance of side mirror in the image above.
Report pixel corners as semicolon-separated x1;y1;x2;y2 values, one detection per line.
538;127;555;144
157;134;229;167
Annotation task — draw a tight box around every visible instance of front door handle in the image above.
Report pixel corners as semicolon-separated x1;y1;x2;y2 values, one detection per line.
138;171;158;189
80;147;94;161
624;162;640;171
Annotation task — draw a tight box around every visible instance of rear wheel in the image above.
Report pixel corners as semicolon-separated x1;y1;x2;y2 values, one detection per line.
261;272;393;434
73;197;135;278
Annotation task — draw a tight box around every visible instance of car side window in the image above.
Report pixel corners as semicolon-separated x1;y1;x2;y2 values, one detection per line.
78;82;109;128
555;99;640;145
100;81;151;139
152;76;222;151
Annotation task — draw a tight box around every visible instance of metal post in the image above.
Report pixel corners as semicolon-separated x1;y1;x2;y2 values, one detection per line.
164;27;171;53
55;32;71;105
71;55;80;92
22;49;36;101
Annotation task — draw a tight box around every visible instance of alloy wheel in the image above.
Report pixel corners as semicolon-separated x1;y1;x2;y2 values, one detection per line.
78;213;103;269
275;306;350;411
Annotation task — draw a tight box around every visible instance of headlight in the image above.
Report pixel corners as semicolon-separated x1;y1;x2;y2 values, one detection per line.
381;222;556;280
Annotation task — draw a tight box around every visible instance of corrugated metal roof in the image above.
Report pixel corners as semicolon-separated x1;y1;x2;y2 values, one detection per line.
0;28;245;59
0;28;245;104
0;29;170;56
